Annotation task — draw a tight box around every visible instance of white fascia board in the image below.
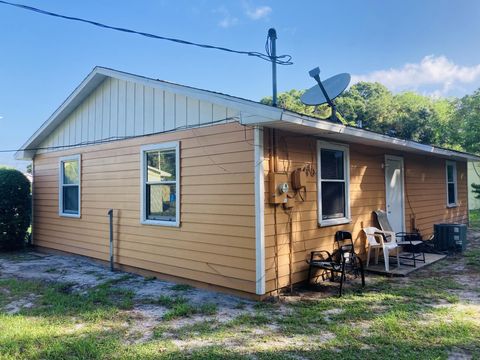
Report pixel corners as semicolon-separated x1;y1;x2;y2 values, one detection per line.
270;111;480;161
16;65;480;163
15;150;36;161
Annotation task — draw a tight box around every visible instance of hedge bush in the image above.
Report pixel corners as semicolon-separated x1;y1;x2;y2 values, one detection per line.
0;167;31;250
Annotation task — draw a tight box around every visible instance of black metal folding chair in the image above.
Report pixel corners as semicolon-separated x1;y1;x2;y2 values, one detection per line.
307;231;365;296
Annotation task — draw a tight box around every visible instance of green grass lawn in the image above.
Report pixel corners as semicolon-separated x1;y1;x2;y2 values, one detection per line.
470;209;480;228
1;237;480;359
1;275;478;359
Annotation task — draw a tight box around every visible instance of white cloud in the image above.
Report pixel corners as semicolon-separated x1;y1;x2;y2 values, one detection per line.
213;6;239;28
352;55;480;96
218;16;239;28
245;5;272;20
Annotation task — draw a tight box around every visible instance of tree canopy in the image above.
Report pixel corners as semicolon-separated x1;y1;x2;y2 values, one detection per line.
261;82;479;154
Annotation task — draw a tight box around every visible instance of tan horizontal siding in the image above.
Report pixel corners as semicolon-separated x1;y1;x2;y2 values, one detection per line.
33;122;256;293
264;129;468;294
404;156;468;236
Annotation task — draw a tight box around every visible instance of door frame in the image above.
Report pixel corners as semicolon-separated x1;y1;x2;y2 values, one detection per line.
384;154;405;233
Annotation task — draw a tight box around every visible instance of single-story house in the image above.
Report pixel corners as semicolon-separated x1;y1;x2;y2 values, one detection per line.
16;67;480;298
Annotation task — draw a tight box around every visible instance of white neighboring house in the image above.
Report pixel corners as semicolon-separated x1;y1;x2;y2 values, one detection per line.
468;162;480;210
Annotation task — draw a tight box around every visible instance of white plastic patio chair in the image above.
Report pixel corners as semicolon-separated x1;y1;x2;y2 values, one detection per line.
363;227;400;272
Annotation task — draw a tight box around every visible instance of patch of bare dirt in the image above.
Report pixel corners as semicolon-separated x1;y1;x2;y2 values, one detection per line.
4;294;38;314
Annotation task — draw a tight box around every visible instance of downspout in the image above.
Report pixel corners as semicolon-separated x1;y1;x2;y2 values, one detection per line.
272;129;279;295
254;126;265;295
30;159;35;246
108;209;114;271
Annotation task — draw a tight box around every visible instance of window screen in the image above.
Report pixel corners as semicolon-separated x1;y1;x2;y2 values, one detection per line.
59;156;80;216
318;143;349;225
446;161;457;206
142;143;179;226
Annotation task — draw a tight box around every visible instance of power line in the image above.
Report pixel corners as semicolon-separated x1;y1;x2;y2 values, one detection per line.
1;117;242;154
0;0;293;65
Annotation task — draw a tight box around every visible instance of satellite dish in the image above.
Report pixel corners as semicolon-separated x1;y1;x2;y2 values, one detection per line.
300;67;351;123
301;73;351;105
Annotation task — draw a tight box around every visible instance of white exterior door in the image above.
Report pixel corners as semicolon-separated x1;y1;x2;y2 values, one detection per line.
385;155;405;233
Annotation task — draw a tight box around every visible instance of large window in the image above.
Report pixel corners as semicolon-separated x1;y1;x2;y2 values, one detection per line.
141;142;180;226
317;141;350;226
446;160;457;207
59;154;81;217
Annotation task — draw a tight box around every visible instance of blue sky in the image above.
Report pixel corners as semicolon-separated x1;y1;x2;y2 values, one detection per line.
1;0;480;169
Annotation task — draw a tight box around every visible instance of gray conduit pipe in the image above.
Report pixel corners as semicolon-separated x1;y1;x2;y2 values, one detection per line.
108;209;114;271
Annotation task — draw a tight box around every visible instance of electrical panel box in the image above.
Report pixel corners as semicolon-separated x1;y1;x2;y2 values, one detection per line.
268;172;289;204
291;169;307;190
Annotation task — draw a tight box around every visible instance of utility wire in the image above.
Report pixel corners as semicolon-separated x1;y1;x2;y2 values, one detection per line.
0;0;293;65
2;117;239;154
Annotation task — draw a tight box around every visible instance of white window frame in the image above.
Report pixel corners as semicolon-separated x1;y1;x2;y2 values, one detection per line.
58;154;81;218
140;141;180;227
317;140;351;227
446;160;458;208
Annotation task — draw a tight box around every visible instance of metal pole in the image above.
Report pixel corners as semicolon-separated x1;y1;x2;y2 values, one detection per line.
268;28;277;107
311;72;337;122
108;209;114;271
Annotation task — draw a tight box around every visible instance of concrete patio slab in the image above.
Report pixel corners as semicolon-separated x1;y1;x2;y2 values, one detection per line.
365;252;447;276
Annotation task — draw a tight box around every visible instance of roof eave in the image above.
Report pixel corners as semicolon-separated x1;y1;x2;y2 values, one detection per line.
16;66;282;160
242;110;480;162
16;66;480;163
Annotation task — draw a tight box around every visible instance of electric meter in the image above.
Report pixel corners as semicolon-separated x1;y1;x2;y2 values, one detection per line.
278;182;289;194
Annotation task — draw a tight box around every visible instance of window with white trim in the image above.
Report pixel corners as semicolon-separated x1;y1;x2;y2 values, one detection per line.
446;160;457;207
141;142;180;226
59;155;81;217
317;141;350;226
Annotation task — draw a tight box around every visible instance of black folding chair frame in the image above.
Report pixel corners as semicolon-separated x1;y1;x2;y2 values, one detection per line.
307;231;365;296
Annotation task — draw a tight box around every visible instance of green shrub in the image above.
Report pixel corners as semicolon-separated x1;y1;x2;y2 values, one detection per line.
0;167;31;250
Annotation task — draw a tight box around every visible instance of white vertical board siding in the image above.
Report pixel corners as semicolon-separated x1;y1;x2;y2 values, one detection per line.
81;102;88;143
87;96;95;143
69;112;76;145
75;108;82;144
153;88;164;133
117;80;127;138
199;101;213;124
94;87;103;141
126;81;135;136
134;83;144;136
187;97;200;127
144;86;154;134
102;81;110;139
37;77;240;153
213;104;227;123
175;94;187;129
110;78;118;138
164;92;175;131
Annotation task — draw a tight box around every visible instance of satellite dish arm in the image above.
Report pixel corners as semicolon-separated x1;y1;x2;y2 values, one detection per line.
310;73;337;121
310;73;334;108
